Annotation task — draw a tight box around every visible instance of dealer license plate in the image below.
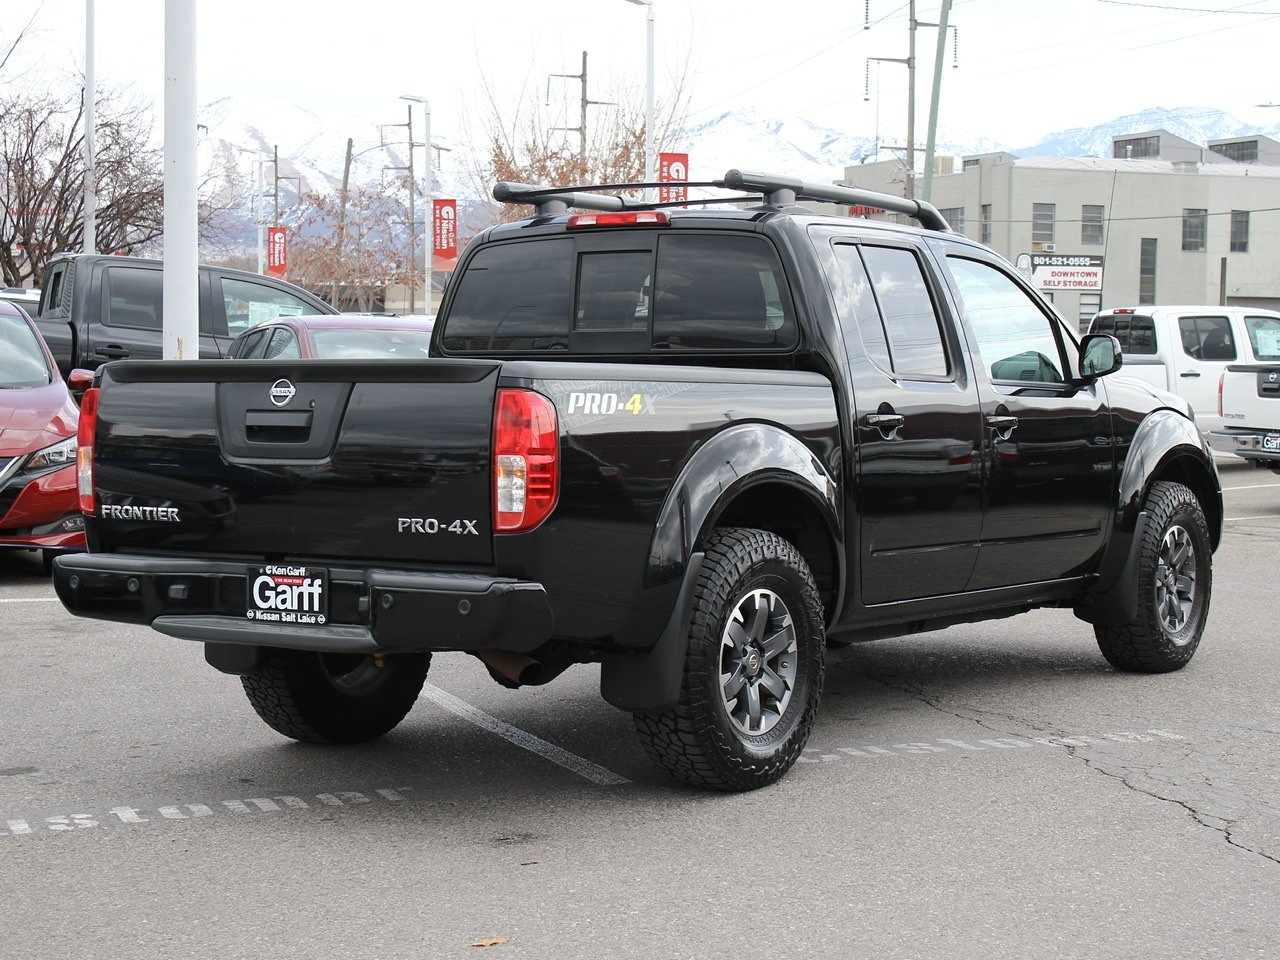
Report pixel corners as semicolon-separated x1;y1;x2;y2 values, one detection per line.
245;564;329;625
1263;434;1280;452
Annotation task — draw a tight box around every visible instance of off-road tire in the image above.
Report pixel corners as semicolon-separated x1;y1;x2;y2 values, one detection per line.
241;649;431;743
1095;481;1212;673
633;527;825;791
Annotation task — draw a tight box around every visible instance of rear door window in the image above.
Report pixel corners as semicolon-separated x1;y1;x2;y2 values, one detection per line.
103;266;163;330
1178;314;1237;361
1245;314;1280;361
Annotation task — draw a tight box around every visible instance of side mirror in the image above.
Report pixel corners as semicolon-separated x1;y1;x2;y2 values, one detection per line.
67;367;95;403
1079;334;1122;380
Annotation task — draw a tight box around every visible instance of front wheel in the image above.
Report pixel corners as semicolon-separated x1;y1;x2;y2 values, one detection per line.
1094;481;1212;673
634;528;825;791
241;649;430;743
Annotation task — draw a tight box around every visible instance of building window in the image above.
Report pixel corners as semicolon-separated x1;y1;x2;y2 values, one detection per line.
980;204;991;244
1114;135;1159;159
1231;210;1250;253
1078;292;1102;331
1032;203;1055;244
938;207;965;233
1081;205;1104;245
1182;209;1207;251
1139;238;1157;304
1211;140;1258;163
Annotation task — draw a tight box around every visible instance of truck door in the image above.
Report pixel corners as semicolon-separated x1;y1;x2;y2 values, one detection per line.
937;248;1116;589
818;234;984;604
93;262;222;364
1170;311;1242;426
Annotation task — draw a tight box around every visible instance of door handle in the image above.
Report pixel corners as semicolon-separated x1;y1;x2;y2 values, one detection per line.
94;343;130;359
986;415;1019;439
865;413;905;439
1179;371;1201;378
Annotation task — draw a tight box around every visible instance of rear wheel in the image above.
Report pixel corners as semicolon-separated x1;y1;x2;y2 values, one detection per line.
1094;481;1212;673
241;649;430;743
633;528;825;792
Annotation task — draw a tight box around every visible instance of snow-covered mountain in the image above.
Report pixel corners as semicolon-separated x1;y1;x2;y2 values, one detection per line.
195;97;1280;252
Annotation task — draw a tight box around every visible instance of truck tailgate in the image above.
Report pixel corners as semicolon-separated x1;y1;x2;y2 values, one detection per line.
91;359;500;564
1222;363;1280;430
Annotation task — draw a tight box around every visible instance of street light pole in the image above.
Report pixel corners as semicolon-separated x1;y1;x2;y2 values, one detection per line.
400;95;431;313
84;0;96;254
623;0;655;197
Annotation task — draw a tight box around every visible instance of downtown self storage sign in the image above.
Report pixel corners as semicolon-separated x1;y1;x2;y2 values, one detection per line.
1029;254;1104;291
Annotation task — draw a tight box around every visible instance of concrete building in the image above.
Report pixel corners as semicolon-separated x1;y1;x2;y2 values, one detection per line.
833;130;1280;329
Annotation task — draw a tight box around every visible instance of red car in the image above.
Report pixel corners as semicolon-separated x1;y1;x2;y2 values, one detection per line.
0;300;89;565
227;314;434;360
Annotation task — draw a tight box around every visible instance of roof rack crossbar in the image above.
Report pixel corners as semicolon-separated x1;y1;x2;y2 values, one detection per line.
718;170;951;232
493;170;953;232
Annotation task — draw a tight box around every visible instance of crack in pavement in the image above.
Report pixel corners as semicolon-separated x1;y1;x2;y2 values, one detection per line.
856;669;1280;868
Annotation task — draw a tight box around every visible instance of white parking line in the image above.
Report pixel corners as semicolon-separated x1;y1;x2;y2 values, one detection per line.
0;598;59;603
420;684;630;786
1225;515;1279;522
1222;483;1280;491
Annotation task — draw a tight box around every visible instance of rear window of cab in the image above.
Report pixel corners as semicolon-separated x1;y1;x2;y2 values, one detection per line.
439;233;798;354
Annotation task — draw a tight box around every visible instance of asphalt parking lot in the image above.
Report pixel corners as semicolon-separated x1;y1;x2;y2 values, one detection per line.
1;457;1277;960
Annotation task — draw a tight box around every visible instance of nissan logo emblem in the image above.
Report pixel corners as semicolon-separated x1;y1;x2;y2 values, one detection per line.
269;379;297;407
1270;372;1278;384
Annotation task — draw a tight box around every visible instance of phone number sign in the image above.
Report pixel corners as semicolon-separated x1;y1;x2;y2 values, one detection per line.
1028;253;1104;291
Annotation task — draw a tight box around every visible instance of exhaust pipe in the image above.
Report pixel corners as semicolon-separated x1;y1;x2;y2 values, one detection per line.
477;649;570;688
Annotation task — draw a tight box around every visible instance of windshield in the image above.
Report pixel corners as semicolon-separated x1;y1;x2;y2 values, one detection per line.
310;328;432;359
0;311;53;388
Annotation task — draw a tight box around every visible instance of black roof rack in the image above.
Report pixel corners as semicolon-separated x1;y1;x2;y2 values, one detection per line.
493;168;952;233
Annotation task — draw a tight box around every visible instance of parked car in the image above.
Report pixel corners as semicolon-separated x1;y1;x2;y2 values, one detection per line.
1087;305;1280;443
32;254;337;377
1210;311;1280;471
0;300;92;567
227;314;434;360
0;287;41;315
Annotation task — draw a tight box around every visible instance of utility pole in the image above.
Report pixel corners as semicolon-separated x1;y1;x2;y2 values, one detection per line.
906;0;916;200
921;0;955;202
549;52;614;162
405;104;416;315
334;137;353;307
83;0;96;254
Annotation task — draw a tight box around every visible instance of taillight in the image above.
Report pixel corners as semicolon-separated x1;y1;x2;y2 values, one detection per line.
566;211;669;229
1218;371;1225;419
77;387;100;515
493;389;559;532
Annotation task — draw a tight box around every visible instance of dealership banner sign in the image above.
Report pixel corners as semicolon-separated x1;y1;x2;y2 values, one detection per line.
1028;254;1104;291
266;226;287;278
433;199;457;260
659;153;688;204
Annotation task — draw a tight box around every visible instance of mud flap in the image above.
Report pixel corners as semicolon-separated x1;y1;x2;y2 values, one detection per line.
600;552;705;713
1074;510;1149;626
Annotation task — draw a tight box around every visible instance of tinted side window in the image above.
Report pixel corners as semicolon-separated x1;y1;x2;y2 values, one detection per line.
1091;315;1156;355
653;235;796;350
859;246;948;377
265;328;300;359
1245;315;1280;361
829;243;891;371
232;328;270;358
947;257;1066;384
1178;314;1237;361
442;239;573;351
104;266;163;330
221;278;311;337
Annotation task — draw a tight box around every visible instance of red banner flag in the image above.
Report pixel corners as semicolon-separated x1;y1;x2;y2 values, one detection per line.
433;199;458;260
266;226;287;278
659;153;689;204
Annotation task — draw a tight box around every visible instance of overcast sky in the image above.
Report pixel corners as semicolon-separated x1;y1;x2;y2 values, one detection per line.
7;0;1280;152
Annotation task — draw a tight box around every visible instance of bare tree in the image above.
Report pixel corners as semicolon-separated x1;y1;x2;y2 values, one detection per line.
464;60;690;227
285;183;414;312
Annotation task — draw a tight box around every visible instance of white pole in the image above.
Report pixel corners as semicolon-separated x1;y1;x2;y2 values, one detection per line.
424;101;433;313
162;0;199;360
83;0;96;254
645;2;655;189
256;159;265;274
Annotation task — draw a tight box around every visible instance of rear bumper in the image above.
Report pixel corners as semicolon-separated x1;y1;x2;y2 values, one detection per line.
1209;428;1280;462
53;553;554;654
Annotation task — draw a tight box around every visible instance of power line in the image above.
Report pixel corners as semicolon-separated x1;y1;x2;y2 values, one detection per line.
1099;0;1280;13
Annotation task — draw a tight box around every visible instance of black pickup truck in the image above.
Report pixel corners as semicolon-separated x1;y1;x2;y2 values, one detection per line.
33;254;336;378
54;171;1223;791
